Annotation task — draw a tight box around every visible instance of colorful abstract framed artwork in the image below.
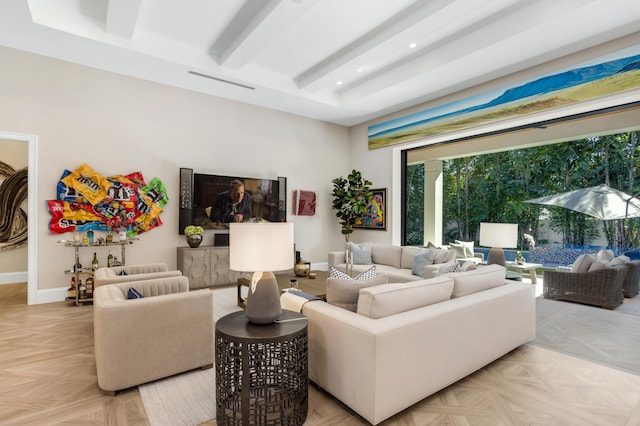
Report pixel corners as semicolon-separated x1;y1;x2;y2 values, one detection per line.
354;188;386;230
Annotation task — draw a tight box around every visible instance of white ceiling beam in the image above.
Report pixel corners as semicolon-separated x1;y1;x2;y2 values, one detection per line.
106;0;142;39
209;0;281;66
294;0;455;89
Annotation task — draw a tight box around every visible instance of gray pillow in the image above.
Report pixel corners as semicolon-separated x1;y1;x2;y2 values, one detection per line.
349;241;373;265
412;249;434;277
326;275;389;311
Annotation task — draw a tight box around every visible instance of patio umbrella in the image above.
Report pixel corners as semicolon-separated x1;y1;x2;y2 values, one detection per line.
524;184;640;220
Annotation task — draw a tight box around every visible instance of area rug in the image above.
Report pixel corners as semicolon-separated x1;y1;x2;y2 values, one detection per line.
530;296;640;376
139;287;241;426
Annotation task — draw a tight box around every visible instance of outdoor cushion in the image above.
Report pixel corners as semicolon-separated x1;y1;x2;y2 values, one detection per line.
611;255;631;266
449;242;467;258
589;261;611;271
571;253;596;273
597;249;614;262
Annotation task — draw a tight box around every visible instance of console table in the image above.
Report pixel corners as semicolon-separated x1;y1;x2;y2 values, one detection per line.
215;310;308;426
177;246;243;289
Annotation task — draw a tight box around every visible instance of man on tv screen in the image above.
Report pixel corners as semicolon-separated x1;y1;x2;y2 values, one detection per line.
210;179;252;224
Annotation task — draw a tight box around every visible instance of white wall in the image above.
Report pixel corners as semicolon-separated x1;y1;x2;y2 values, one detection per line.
0;46;350;299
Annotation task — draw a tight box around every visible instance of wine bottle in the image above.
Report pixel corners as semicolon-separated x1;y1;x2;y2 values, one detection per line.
107;250;114;267
92;252;99;271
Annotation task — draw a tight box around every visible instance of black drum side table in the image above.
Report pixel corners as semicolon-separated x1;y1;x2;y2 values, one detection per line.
215;310;308;426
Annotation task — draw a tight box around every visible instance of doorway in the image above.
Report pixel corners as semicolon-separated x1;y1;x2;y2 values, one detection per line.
0;131;37;305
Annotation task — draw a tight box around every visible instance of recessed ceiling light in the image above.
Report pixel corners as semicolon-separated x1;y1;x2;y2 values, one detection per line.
336;81;343;85
409;42;417;49
356;66;365;73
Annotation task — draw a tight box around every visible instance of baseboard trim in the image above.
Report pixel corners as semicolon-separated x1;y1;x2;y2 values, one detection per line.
0;272;28;284
36;287;68;304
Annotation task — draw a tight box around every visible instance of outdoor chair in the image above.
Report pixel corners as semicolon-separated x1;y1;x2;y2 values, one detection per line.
623;260;640;298
543;265;626;309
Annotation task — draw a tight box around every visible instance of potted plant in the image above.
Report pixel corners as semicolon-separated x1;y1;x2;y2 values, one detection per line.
184;225;204;248
331;170;373;242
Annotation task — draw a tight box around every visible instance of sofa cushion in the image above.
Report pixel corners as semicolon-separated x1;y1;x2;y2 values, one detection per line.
326;275;389;311
356;276;454;319
401;246;422;269
571;253;596;272
412;249;435;277
447;264;506;298
371;243;402;268
349;242;373;265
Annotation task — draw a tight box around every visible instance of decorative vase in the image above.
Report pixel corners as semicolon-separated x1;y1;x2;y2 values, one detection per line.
186;234;203;248
294;261;310;277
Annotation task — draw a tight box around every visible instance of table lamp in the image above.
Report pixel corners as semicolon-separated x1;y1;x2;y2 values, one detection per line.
229;222;294;324
479;222;518;266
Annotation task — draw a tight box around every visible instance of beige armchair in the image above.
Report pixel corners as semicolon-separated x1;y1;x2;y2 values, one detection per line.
93;276;213;394
94;262;182;288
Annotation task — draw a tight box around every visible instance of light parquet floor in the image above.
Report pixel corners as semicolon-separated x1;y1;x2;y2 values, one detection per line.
2;282;640;425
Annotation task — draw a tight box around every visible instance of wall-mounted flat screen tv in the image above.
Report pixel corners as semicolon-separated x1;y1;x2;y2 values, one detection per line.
179;168;286;233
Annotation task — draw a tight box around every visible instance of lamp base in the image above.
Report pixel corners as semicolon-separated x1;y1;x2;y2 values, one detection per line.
487;247;506;266
245;271;282;324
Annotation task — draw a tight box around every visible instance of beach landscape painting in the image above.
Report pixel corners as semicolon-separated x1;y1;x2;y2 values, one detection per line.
368;45;640;149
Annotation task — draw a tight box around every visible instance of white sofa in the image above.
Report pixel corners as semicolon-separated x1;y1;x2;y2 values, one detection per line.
328;243;457;282
299;265;536;425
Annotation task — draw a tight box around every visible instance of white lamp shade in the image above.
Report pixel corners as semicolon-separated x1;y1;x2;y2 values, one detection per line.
229;222;294;272
479;222;518;248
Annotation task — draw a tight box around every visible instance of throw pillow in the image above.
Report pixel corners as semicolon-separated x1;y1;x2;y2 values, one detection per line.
348;242;373;265
119;270;128;276
435;260;462;276
412;248;434;277
455;240;475;258
448;242;467;258
611;255;630;266
326;275;389;311
329;265;377;280
328;266;351;280
571;253;595;273
461;260;478;271
589;260;610;271
596;249;614;262
354;265;377;280
127;287;144;299
432;249;453;264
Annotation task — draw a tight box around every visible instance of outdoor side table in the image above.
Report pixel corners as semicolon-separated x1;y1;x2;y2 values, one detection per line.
215;310;308;426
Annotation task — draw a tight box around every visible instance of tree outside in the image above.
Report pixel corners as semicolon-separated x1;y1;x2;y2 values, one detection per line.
406;130;640;250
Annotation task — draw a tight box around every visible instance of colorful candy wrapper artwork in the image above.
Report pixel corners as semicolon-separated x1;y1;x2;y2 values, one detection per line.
48;165;167;236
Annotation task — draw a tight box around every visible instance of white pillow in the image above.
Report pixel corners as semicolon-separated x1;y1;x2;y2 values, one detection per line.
589;261;610;271
448;242;466;258
596;249;614;262
455;240;475;258
571;254;595;273
611;255;630;266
